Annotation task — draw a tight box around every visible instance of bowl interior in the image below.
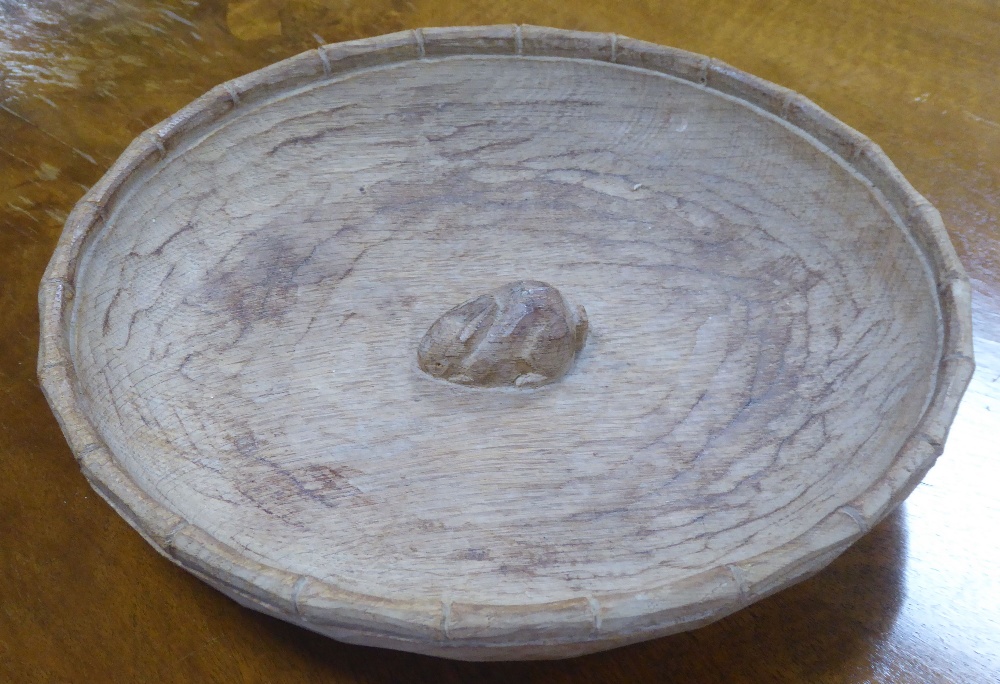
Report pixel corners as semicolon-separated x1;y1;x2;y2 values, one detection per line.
69;56;940;605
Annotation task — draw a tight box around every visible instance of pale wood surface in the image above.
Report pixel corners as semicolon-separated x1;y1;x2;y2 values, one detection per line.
36;28;971;659
2;0;999;680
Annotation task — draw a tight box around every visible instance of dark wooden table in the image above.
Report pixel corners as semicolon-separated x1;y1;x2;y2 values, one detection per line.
2;1;998;681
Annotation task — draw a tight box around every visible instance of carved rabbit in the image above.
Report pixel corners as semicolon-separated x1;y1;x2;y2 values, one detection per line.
417;280;588;388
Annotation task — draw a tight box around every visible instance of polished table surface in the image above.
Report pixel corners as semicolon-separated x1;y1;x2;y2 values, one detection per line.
1;1;998;681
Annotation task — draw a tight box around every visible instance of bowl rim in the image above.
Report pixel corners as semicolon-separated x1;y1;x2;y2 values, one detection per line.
37;24;975;659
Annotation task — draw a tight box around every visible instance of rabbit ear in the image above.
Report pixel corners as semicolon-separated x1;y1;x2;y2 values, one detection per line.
457;297;499;343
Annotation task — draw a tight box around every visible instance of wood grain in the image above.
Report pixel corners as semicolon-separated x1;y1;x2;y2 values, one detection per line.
2;0;998;680
36;27;971;659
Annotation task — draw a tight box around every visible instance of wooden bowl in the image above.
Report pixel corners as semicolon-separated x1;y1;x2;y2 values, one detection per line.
38;26;974;660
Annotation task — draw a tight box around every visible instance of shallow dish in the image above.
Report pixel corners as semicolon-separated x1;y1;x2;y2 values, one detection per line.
38;26;974;660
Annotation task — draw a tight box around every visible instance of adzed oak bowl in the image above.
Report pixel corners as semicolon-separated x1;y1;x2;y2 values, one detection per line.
38;26;973;660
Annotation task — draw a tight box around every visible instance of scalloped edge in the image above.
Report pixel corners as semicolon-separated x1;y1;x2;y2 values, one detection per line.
38;25;974;660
